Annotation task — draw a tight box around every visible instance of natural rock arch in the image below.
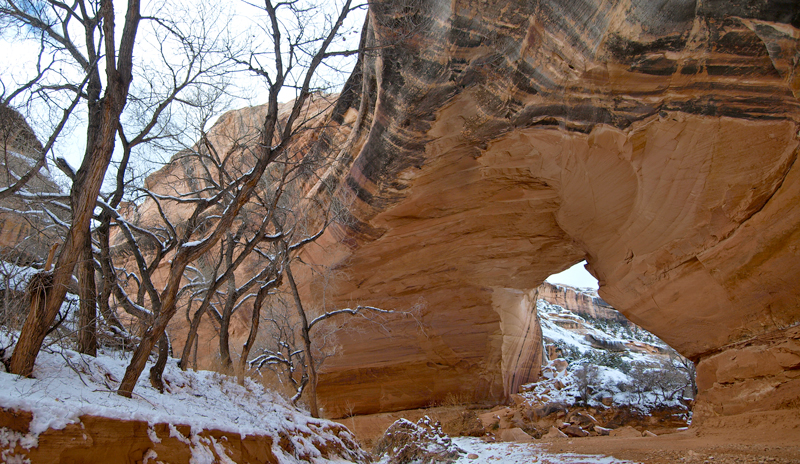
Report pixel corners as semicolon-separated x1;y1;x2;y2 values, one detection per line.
299;0;800;426
119;0;800;426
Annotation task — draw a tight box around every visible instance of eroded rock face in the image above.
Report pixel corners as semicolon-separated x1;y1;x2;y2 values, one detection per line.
0;105;64;263
303;0;800;421
125;0;800;424
0;407;367;464
537;282;626;325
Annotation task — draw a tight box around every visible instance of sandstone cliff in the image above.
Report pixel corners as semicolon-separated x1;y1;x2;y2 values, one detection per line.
303;0;800;422
129;0;800;427
0;105;64;264
537;282;628;325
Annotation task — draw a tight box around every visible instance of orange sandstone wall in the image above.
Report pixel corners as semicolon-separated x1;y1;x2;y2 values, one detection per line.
537;282;628;325
131;0;800;424
307;0;800;421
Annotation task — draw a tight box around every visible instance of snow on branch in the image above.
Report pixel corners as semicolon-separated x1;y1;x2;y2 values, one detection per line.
308;305;394;331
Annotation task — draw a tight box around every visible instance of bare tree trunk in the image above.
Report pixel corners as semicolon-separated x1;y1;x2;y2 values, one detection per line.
149;333;170;392
11;146;118;375
218;299;235;373
286;264;319;418
8;0;141;377
96;223;127;333
77;232;97;356
179;300;206;370
237;290;263;384
219;310;232;372
119;252;190;396
180;311;203;369
193;332;199;370
219;239;235;372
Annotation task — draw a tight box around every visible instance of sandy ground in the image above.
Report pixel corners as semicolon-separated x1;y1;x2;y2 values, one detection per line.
540;431;800;464
339;408;800;464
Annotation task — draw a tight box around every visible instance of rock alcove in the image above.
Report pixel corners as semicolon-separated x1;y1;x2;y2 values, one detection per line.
296;0;800;427
125;0;799;428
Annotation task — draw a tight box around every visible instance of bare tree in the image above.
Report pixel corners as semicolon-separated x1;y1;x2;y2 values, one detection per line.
115;0;362;397
4;0;142;376
2;0;248;372
251;219;404;417
668;350;697;399
168;119;292;374
572;363;600;407
87;3;242;384
153;97;344;382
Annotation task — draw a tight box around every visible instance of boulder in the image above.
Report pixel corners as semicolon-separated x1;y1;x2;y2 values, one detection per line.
594;426;612;436
509;394;527;408
373;417;465;464
544;426;568;439
609;426;642;438
551;359;569;374
567;411;598;428
562;425;590;438
477;411;499;430
531;403;567;420
499;428;533;443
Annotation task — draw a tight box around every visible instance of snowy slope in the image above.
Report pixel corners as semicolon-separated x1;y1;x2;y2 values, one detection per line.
525;300;692;414
451;438;633;464
0;331;364;463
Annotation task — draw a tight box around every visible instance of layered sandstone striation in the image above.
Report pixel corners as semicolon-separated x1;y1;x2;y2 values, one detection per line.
303;0;800;422
537;282;628;325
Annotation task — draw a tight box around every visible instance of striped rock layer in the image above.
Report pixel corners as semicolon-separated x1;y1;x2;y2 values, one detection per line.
303;0;800;423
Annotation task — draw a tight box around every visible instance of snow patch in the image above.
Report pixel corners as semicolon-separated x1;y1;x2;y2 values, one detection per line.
450;437;634;463
0;427;36;464
147;426;161;443
142;449;159;463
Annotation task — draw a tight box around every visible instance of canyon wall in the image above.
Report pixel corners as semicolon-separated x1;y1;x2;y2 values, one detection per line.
0;105;64;264
128;0;800;424
304;0;800;421
537;282;629;325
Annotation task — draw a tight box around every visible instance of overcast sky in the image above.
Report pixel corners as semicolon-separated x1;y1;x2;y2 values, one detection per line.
545;261;599;289
0;0;365;179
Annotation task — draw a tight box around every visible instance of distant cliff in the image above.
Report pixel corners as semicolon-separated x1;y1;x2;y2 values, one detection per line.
0;105;64;264
537;282;630;326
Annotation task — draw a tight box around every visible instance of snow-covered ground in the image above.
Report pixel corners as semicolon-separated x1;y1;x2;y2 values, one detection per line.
0;331;361;463
372;415;636;464
451;437;634;464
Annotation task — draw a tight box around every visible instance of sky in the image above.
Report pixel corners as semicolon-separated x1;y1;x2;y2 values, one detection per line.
0;0;366;181
545;260;599;289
